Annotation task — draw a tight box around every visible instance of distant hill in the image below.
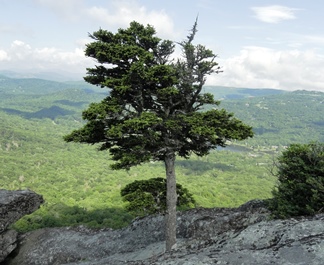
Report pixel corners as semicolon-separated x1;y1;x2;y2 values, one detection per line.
204;86;286;100
0;74;99;95
1;105;75;120
0;70;83;82
219;90;324;146
0;74;106;120
0;74;323;146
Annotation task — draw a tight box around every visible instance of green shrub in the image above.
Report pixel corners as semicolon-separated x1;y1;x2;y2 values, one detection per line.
269;142;324;218
12;203;133;232
121;177;196;216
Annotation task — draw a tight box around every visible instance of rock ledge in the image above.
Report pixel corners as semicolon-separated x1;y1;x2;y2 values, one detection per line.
5;199;324;265
0;189;43;263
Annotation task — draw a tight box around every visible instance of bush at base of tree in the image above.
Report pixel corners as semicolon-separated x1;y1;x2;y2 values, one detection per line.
121;177;196;216
269;142;324;218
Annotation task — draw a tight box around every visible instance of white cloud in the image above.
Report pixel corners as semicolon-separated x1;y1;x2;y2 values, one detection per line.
0;0;176;79
3;39;324;92
207;46;324;92
10;40;32;60
32;0;176;39
85;1;176;39
251;5;297;24
0;40;92;75
0;50;10;61
32;0;175;38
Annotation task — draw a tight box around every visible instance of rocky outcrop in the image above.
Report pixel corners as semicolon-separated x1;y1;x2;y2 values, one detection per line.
0;230;18;264
0;189;43;263
5;199;324;265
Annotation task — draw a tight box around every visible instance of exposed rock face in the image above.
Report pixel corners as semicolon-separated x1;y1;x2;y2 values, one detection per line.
5;199;324;265
0;189;43;263
0;230;18;264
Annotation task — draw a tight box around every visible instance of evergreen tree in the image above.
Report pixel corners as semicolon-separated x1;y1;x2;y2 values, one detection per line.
269;142;324;218
64;20;253;251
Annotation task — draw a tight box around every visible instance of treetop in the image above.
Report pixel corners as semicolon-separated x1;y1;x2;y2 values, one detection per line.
64;20;253;170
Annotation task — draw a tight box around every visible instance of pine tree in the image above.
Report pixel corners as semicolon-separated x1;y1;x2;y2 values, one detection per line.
64;20;253;251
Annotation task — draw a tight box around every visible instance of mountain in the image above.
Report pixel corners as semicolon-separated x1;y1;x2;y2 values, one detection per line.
0;74;106;120
204;86;287;99
0;70;84;82
0;74;99;95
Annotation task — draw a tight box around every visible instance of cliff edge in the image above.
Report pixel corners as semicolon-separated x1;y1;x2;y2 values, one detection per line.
3;197;324;265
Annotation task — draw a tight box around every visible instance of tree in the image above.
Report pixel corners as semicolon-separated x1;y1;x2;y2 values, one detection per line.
121;177;196;216
64;20;253;251
269;142;324;218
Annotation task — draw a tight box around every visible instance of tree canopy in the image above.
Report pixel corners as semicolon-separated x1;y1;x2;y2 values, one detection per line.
64;20;254;251
64;21;252;168
121;177;195;216
269;142;324;218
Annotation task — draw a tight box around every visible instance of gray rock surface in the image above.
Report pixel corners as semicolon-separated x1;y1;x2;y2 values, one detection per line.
0;230;18;263
0;189;43;262
5;199;324;265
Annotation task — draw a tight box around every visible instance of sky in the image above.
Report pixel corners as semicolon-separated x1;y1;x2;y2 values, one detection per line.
1;0;324;91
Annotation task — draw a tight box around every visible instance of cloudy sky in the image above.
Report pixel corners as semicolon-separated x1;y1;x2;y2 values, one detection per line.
1;0;324;91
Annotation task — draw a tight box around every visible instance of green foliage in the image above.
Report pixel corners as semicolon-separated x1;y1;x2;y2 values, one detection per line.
121;177;195;216
12;203;133;232
269;142;324;218
64;21;253;170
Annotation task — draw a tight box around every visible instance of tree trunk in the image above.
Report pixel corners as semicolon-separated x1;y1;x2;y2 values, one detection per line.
164;152;177;252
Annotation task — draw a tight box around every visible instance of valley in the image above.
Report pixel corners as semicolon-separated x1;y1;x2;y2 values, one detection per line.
0;74;323;232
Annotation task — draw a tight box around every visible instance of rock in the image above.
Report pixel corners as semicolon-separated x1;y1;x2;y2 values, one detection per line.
0;230;18;263
0;189;43;263
5;199;324;265
0;189;44;232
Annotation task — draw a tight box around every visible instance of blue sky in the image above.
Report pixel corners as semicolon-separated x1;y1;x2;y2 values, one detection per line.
1;0;324;91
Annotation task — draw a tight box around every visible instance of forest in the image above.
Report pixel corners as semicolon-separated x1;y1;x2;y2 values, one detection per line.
0;74;323;232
